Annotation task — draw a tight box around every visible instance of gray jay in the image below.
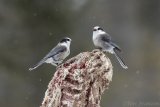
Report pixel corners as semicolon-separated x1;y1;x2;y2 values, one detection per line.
29;37;71;71
93;26;128;69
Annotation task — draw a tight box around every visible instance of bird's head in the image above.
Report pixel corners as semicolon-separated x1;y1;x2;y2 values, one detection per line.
59;37;72;46
93;26;105;35
93;26;104;31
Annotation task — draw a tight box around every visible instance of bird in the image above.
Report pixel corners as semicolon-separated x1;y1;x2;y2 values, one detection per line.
29;37;72;71
92;26;128;69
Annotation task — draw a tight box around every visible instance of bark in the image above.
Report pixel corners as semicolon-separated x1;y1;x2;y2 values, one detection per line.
40;49;113;107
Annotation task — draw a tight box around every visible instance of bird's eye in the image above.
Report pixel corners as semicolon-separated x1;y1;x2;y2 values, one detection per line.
66;39;70;41
98;28;103;31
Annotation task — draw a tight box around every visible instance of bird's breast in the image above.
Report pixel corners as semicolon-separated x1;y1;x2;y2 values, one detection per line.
93;35;101;47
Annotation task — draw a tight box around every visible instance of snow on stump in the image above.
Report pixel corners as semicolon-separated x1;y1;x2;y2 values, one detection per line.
40;49;113;107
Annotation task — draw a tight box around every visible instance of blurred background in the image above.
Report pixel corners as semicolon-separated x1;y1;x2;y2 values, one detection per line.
0;0;160;107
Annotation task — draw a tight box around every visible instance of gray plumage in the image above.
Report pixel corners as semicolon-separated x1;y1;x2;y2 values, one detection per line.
93;26;128;69
100;33;121;52
29;37;71;71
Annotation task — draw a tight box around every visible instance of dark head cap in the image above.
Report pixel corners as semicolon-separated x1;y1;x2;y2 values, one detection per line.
93;26;104;31
60;37;71;43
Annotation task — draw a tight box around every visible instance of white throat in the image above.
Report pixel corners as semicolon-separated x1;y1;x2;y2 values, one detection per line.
93;30;106;40
59;42;70;49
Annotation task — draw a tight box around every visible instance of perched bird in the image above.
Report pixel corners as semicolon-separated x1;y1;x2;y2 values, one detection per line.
29;37;71;71
92;26;128;69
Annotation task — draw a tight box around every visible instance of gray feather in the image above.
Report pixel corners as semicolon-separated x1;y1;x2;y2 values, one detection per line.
113;49;128;69
100;33;121;52
110;41;121;52
29;45;67;71
44;45;67;60
100;33;111;42
29;59;45;71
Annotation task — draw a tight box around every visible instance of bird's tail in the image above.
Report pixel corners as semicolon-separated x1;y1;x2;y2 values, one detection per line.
29;60;45;71
113;49;128;69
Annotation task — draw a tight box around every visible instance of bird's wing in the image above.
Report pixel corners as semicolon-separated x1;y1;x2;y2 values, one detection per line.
100;33;111;42
101;33;121;52
44;45;67;60
29;45;67;71
110;42;122;52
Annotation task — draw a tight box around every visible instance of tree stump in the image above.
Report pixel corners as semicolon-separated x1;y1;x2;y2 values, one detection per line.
40;49;113;107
